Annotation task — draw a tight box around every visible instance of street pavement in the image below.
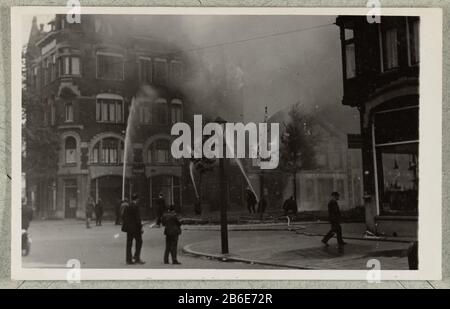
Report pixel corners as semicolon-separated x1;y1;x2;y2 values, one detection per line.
23;219;411;270
22;220;275;269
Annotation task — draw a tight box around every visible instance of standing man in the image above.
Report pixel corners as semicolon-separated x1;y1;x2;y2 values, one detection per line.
246;188;257;214
321;192;347;247
162;205;182;265
121;194;145;265
95;198;103;226
85;195;95;229
155;193;166;227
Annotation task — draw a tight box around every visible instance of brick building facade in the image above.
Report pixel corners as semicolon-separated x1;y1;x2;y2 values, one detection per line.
24;15;187;219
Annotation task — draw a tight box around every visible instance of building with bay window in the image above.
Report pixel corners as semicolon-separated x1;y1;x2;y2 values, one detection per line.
24;15;187;219
336;16;419;236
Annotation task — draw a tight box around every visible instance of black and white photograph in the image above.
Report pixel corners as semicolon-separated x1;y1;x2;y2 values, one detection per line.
10;6;442;280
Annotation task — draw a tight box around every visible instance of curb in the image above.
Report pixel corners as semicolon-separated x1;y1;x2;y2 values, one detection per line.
183;243;312;270
294;231;415;244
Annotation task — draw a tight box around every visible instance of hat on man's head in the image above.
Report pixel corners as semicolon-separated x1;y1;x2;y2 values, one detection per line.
331;191;340;197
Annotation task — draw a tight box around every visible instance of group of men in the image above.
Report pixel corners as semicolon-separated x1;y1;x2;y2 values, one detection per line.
84;190;346;266
120;193;182;265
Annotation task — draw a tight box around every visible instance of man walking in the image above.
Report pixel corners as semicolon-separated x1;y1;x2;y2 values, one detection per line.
121;194;145;265
162;205;182;265
85;195;95;229
95;198;103;226
155;193;165;227
321;192;347;247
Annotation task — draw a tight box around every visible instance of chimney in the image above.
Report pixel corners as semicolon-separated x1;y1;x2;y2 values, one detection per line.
39;23;44;32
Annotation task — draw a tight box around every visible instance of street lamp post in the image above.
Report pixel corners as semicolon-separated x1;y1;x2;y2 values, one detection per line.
216;116;229;254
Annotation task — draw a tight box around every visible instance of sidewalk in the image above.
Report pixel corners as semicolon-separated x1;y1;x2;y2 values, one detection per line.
183;224;413;270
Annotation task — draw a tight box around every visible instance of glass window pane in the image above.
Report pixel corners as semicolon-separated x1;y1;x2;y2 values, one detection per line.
71;57;80;75
377;143;418;216
345;43;356;78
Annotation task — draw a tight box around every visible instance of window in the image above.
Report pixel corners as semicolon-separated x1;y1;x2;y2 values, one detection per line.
148;139;170;164
65;102;73;122
50;100;55;125
154;59;168;85
374;107;419;216
96;95;124;123
140;105;152;124
153;100;168;125
139;57;152;84
92;138;124;164
97;53;123;80
170;60;183;86
60;56;81;76
65;137;77;164
382;28;399;70
342;28;356;79
345;44;356;79
51;54;56;81
32;66;38;89
171;99;182;124
43;58;50;85
408;18;420;65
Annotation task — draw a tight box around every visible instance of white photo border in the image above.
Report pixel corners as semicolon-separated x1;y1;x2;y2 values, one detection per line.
10;6;443;281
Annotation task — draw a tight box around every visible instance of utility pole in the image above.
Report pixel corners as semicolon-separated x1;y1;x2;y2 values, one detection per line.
216;117;229;254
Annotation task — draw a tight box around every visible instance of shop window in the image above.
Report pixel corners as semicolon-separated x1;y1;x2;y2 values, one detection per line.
374;107;418;144
376;143;418;216
374;106;419;216
97;53;124;80
65;137;77;164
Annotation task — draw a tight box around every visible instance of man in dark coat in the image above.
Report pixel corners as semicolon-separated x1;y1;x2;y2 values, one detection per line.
161;205;182;265
246;188;257;214
155;193;166;227
85;196;95;229
95;198;103;226
321;192;346;246
121;194;145;265
283;196;298;215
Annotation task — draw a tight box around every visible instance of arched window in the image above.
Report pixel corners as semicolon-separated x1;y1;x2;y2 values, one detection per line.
92;137;124;164
65;137;77;164
147;139;170;164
